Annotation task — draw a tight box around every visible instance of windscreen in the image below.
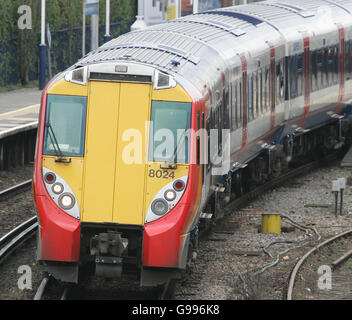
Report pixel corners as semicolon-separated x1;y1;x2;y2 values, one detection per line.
149;101;192;163
43;95;87;157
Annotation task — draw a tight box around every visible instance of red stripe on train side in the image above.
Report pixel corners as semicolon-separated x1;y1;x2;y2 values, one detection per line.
221;71;226;88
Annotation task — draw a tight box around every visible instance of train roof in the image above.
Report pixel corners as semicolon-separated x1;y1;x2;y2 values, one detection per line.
73;0;352;91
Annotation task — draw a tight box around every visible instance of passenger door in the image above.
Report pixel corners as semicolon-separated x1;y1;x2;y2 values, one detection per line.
82;81;151;225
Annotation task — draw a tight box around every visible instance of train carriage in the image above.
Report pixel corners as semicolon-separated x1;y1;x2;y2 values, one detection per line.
33;0;352;286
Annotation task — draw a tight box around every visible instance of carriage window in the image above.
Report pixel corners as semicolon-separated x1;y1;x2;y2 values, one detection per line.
149;101;191;163
43;95;87;157
333;46;339;85
276;61;284;103
323;48;329;86
223;88;230;129
248;75;253;121
297;54;303;97
264;67;270;111
238;82;242;127
254;73;258;117
347;41;352;79
280;61;285;102
290;56;297;98
258;70;263;114
311;51;317;92
217;103;222;155
317;50;326;89
231;82;237;130
327;47;334;86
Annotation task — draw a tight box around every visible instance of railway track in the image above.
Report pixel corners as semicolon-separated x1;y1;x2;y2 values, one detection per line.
0;179;37;265
34;272;176;300
0;179;32;201
287;229;352;300
34;276;166;300
158;279;177;300
34;276;70;300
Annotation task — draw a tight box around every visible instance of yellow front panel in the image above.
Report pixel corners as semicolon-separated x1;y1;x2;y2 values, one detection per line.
48;78;88;96
81;78;192;225
152;85;192;102
82;82;120;223
112;83;151;225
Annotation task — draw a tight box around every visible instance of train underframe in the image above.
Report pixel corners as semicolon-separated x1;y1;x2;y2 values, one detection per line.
212;114;352;220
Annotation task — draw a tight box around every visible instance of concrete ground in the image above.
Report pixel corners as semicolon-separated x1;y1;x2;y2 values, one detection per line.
0;88;42;114
0;88;42;134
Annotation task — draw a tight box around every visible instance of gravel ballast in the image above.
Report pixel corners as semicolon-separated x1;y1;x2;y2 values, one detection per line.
174;160;352;300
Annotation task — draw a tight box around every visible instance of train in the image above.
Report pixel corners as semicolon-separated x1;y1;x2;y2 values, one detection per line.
33;0;352;286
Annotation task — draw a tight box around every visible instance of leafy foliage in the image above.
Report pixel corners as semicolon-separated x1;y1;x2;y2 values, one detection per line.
0;0;137;87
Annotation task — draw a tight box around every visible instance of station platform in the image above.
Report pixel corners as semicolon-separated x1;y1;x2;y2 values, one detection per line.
0;88;41;138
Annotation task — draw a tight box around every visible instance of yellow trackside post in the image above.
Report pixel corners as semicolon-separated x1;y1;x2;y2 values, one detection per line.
261;213;281;234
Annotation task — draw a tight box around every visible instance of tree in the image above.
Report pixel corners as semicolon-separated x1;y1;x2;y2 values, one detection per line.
0;0;137;87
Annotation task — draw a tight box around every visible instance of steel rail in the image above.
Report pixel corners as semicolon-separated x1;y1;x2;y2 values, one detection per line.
0;216;38;265
159;279;177;300
60;287;69;300
287;229;352;300
0;180;37;265
332;247;352;270
0;179;32;201
34;276;51;300
34;277;70;300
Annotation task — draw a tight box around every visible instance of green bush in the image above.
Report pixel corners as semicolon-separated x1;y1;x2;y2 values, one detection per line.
0;0;137;87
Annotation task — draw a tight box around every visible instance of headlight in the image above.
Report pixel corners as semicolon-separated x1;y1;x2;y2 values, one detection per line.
42;167;80;219
164;189;176;201
58;193;75;210
173;179;185;192
145;175;188;224
52;182;64;195
151;199;168;216
44;172;56;184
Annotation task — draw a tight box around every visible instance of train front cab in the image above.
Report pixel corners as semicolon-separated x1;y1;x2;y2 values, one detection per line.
34;65;202;286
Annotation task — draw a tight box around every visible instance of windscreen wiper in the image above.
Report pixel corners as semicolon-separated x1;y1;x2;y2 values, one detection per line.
161;130;188;169
45;122;71;163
